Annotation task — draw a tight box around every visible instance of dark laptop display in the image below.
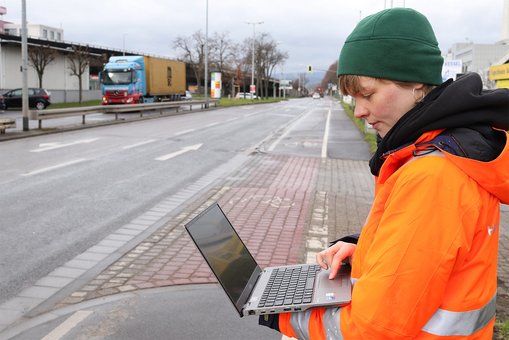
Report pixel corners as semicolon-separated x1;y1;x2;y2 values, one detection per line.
185;203;352;317
185;203;261;314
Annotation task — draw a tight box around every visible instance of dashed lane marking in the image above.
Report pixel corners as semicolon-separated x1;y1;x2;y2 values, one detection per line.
21;159;88;176
41;310;93;340
174;129;195;136
122;139;157;149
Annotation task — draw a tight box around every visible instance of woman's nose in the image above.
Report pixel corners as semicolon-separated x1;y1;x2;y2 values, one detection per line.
353;104;368;119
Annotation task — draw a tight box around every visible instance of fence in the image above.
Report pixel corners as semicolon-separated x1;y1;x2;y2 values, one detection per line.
31;100;218;129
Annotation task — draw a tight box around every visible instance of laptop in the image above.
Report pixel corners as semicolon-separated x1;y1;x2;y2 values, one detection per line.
184;202;352;317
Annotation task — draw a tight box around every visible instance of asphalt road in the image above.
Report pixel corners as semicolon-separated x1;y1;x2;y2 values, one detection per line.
8;285;283;340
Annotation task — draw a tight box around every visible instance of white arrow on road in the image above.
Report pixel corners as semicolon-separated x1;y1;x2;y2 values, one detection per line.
31;138;100;152
155;143;203;161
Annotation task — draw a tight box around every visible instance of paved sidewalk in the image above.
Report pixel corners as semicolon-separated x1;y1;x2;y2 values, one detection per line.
0;102;508;338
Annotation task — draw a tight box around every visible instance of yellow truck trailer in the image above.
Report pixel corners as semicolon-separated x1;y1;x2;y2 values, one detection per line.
101;55;187;104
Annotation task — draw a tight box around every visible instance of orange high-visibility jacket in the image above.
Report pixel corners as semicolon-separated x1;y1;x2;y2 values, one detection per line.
279;129;509;339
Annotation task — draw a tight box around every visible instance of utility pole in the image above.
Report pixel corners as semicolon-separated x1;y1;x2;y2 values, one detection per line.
122;33;127;56
246;21;263;94
204;0;209;108
21;0;29;131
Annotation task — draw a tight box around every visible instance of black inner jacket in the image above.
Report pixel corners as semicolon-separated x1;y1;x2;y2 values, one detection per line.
370;72;509;176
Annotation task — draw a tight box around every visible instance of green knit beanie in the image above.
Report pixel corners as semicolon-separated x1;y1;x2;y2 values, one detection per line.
337;8;444;85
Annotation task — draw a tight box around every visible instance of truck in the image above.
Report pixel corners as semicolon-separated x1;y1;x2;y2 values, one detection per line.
101;56;186;105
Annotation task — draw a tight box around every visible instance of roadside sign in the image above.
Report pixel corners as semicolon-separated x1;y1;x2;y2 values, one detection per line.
280;80;292;90
442;60;462;81
211;72;222;98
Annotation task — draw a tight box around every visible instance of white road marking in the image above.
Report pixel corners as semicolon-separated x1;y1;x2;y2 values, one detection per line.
205;122;219;128
174;128;195;136
41;310;93;340
321;107;331;158
267;109;314;152
21;158;87;176
31;138;100;152
155;143;203;161
122;139;157;149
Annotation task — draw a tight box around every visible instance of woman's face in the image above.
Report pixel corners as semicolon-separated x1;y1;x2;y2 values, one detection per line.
351;77;420;138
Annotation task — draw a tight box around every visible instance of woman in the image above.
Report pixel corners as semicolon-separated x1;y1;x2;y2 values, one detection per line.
260;7;509;339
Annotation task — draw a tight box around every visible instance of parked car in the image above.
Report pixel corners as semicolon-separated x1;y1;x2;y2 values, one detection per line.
0;88;51;110
235;92;257;99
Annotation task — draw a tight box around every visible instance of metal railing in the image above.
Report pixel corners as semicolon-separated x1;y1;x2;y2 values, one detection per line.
0;118;16;134
30;100;218;129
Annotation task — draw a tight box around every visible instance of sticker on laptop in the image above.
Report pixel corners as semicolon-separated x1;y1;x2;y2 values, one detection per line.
325;293;336;301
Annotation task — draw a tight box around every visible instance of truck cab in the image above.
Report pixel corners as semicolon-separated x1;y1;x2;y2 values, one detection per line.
101;56;147;105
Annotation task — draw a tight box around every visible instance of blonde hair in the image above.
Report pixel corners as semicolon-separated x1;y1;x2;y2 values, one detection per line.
338;74;435;99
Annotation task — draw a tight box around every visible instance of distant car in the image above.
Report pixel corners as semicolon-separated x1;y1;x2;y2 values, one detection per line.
312;92;321;99
0;88;51;110
184;90;193;101
235;92;257;99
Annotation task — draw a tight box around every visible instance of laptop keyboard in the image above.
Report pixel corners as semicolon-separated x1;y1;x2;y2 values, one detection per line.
258;265;321;307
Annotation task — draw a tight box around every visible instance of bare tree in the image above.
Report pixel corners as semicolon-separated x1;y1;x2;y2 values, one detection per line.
260;36;287;98
28;45;56;88
237;39;255;94
173;30;207;91
209;32;235;96
174;30;286;98
229;42;250;96
320;61;338;95
67;45;90;103
253;33;288;98
209;32;233;72
292;73;310;97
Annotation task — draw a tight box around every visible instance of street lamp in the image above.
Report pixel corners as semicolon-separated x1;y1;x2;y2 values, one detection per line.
246;21;263;94
21;0;29;130
204;0;209;107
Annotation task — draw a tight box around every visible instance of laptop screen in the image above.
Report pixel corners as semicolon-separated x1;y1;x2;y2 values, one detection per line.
185;203;260;314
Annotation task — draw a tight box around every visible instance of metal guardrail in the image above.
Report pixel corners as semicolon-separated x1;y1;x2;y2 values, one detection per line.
30;100;218;129
0;118;16;134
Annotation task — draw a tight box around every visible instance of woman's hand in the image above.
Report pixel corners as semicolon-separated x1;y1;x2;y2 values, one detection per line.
316;241;356;279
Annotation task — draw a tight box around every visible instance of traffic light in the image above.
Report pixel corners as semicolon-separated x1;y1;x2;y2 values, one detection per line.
307;65;313;73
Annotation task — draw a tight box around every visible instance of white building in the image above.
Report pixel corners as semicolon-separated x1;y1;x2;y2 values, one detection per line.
3;23;64;42
443;0;509;88
445;43;509;88
0;4;118;102
486;0;509;89
0;35;94;101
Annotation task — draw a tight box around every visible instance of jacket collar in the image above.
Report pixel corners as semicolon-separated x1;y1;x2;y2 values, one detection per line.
377;130;442;183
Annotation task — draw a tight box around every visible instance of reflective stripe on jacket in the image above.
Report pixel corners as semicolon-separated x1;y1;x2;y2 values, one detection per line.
279;130;508;339
280;293;496;339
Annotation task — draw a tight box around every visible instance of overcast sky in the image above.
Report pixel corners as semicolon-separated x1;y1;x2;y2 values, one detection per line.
0;0;506;77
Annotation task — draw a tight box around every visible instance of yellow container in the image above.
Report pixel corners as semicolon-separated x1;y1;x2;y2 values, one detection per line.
144;56;186;97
